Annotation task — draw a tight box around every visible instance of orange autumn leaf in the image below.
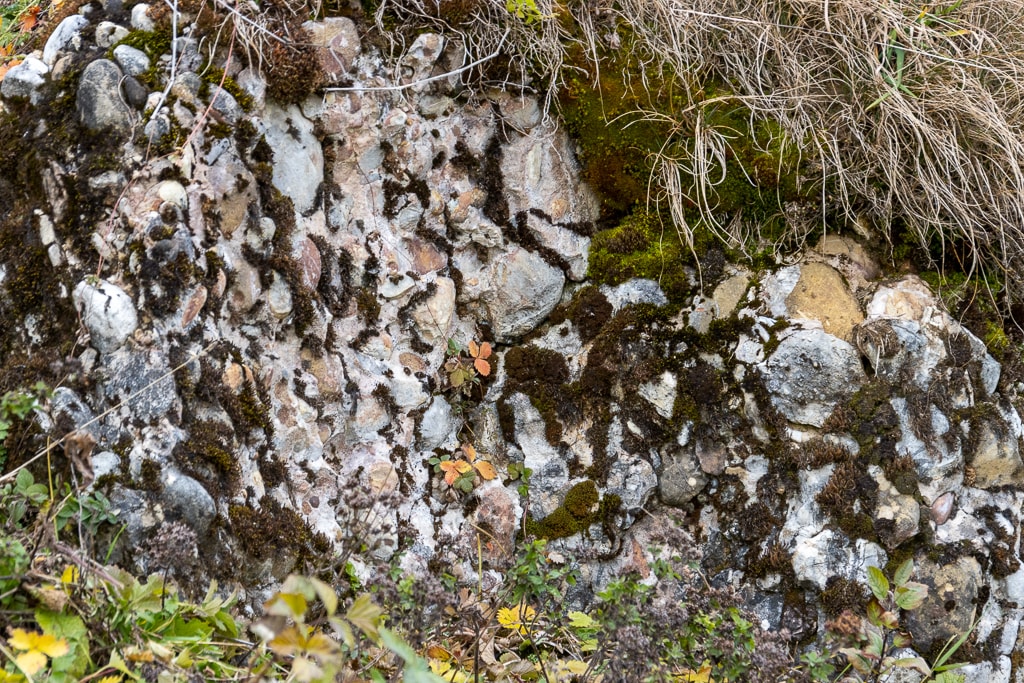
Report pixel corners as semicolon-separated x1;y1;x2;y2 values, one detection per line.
440;459;472;485
473;460;497;480
469;340;492;376
19;6;42;32
461;443;477;462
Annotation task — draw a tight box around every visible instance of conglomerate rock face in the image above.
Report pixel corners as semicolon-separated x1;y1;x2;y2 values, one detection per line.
3;7;1024;678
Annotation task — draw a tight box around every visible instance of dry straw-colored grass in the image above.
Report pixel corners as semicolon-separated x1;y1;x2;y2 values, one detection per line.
374;0;1024;299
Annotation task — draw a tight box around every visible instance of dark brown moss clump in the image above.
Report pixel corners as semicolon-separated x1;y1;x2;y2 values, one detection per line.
173;419;239;496
229;496;330;563
265;37;322;104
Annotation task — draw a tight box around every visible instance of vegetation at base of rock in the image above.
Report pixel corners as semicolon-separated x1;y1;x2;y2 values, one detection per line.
0;444;980;682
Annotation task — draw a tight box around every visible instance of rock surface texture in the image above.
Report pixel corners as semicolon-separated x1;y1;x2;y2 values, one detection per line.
4;9;1024;680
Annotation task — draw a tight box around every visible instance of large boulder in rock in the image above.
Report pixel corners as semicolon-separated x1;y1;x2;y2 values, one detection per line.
73;280;138;353
77;59;133;133
483;247;565;342
905;556;983;653
760;327;866;427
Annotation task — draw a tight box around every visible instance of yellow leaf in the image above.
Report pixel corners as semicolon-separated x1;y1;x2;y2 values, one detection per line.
474;460;497;480
496;605;536;636
427;645;452;660
61;566;79;584
9;629;69;659
14;651;47;676
680;662;714;682
461;443;477;462
97;676;122;683
268;626;306;657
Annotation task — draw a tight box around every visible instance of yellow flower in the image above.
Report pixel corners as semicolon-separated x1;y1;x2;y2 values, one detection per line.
7;629;69;675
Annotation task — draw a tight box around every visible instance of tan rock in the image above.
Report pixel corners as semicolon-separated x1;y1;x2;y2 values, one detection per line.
815;234;880;290
712;270;750;317
785;263;864;341
406;237;446;275
412;277;455;342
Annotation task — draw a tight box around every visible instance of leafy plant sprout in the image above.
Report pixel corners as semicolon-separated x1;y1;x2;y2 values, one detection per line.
444;338;492;398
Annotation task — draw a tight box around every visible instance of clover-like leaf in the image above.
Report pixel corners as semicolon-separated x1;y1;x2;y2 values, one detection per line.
440;459;472;485
469;340;492;376
8;629;69;675
474;460;498;480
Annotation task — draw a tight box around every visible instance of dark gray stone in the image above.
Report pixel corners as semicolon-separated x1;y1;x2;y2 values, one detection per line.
76;59;132;133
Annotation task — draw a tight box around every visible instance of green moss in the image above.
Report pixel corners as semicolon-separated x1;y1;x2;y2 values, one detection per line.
560;34;809;267
820;576;866;618
525;480;618;541
356;289;381;323
525;506;579;540
199;66;255;112
563;480;598;517
111;29;173;90
588;208;695;303
138;459;163;492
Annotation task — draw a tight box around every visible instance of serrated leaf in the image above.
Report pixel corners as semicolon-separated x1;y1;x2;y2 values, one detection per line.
895;583;927;611
304;632;341;659
474;460;497;480
893;557;914;586
346;593;382;639
880;609;900;630
839;649;874;674
866;598;884;625
866;628;885;657
892;632;912;648
867;566;890;601
309;577;338;616
265;591;307;620
474;357;491;376
268;626;305;657
568;611;597;629
331;617;355;648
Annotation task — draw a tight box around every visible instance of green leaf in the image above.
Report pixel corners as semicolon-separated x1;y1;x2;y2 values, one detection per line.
379;627;444;679
345;593;382;639
309;577;338;616
893;558;914;587
891;657;931;675
568;611;597;629
867;566;890;601
866;627;885;658
895;583;928;611
36;609;90;677
332;617;355;649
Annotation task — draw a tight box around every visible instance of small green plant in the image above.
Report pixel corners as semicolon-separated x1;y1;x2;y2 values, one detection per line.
832;559;970;682
0;382;49;470
444;339;492;397
506;0;542;24
428;443;498;493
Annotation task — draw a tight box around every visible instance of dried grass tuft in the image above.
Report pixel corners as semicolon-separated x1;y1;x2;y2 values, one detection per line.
375;0;1024;302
